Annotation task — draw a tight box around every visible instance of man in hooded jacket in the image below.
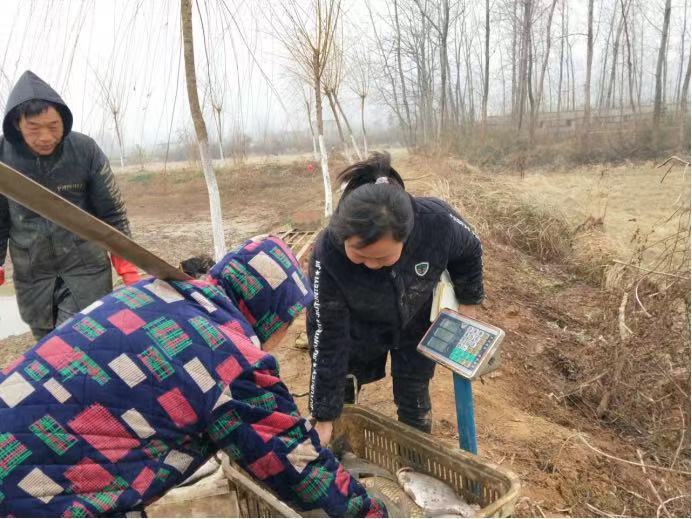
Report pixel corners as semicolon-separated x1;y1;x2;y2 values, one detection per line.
0;70;139;339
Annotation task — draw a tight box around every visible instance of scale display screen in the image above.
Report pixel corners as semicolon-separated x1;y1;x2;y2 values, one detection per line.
417;309;505;379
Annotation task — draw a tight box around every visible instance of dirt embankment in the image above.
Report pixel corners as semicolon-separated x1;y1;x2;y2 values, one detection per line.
1;155;689;517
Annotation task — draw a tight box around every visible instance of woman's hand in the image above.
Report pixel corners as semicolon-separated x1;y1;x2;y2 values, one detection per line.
457;303;479;320
313;420;334;447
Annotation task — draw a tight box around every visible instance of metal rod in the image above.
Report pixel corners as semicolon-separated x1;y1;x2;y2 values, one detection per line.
454;373;478;454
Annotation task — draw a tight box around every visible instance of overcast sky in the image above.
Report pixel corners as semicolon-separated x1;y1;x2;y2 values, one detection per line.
0;0;687;158
0;0;326;155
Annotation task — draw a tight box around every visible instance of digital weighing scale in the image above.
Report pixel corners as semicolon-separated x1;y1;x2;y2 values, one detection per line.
418;309;504;380
418;308;505;454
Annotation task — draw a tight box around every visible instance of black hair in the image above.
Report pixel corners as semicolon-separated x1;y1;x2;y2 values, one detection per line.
180;254;215;279
13;99;59;126
330;152;414;248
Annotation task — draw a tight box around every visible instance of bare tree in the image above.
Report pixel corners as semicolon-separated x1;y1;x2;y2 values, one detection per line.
181;0;226;260
349;46;371;157
414;0;451;140
482;0;490;133
674;0;689;107
323;47;360;161
654;0;672;134
597;4;618;111
364;0;413;146
511;0;518;117
273;0;341;217
392;0;414;144
322;63;352;162
557;0;566;113
583;0;594;151
530;0;559;143
93;70;127;168
679;56;691;148
619;0;637;114
516;0;532;131
302;87;319;161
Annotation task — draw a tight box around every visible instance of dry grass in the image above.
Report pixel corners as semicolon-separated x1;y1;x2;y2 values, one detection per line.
434;166;575;264
512;162;689;264
436;156;689;478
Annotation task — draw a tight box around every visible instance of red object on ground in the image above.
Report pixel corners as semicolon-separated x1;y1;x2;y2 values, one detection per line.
0;265;4;286
111;254;141;285
307;163;315;173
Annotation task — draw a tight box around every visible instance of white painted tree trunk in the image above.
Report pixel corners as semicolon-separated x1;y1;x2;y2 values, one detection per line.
198;138;226;261
213;109;225;161
318;134;332;217
311;136;319;162
181;0;226;261
360;96;368;157
114;117;125;168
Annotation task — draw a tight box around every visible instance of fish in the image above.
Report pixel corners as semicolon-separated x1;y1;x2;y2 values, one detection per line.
360;476;426;518
339;452;397;480
396;467;481;518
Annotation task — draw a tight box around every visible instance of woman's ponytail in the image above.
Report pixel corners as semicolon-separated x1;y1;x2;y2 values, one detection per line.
337;151;406;200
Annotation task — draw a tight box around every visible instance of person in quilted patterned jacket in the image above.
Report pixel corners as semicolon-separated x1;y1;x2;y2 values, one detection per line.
0;235;387;518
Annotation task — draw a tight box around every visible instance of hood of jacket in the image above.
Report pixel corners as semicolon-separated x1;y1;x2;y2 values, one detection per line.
2;70;73;146
208;235;314;342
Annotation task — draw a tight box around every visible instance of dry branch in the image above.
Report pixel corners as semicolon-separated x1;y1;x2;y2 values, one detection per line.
575;434;691;476
597;291;631;417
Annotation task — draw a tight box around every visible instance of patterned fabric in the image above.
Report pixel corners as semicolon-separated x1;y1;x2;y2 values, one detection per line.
211;236;311;341
0;236;386;518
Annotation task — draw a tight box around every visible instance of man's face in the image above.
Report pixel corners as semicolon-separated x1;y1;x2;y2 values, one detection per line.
17;106;64;156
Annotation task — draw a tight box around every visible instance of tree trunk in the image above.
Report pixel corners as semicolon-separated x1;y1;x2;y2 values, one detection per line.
334;91;362;159
305;98;319;162
638;15;644;110
605;17;624;109
662;17;670;107
438;0;450;140
654;0;672;133
454;31;466;130
527;33;535;139
394;0;414;145
360;95;368;157
679;56;691;148
619;0;637;114
557;0;565;113
482;0;490;133
511;0;518;118
583;0;594;152
500;48;507;115
213;108;225;160
675;0;689;107
325;89;352;162
113;114;125;169
314;52;333;217
597;5;618;111
517;0;532;131
531;0;559;142
446;58;459;126
569;42;576;111
464;31;476;126
181;0;226;260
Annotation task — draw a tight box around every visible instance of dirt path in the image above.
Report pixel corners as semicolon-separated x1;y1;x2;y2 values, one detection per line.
1;156;688;517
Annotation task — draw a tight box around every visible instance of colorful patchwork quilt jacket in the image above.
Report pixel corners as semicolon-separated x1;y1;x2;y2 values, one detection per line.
0;236;386;518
